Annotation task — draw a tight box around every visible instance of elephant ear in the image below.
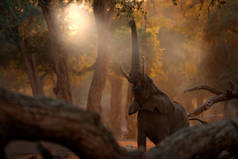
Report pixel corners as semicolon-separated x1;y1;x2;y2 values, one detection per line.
128;99;140;115
141;95;174;114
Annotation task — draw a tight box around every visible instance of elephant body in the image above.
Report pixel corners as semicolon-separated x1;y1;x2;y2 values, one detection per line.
137;100;189;149
121;20;189;151
130;89;189;151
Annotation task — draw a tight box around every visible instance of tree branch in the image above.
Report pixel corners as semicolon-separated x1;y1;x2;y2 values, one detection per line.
188;94;230;117
187;83;238;117
189;118;208;124
184;85;223;95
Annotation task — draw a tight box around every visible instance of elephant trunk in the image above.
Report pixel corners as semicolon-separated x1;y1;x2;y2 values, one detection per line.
129;20;141;81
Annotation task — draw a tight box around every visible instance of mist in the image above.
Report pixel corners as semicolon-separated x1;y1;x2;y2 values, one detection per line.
1;0;238;150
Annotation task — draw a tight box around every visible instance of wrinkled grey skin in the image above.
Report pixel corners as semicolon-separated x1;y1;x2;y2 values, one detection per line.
129;76;189;151
122;20;189;151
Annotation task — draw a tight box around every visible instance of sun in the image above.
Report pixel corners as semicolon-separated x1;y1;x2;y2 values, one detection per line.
64;3;93;36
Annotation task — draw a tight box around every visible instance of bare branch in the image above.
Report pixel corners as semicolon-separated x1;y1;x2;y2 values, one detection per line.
189;118;208;124
188;94;230;117
184;85;223;95
188;83;238;117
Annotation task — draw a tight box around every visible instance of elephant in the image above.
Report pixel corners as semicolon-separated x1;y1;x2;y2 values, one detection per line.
121;20;189;151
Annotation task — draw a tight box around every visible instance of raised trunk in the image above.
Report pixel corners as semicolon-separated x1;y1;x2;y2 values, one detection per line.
122;20;141;139
108;75;123;138
19;36;44;97
125;84;137;139
87;0;113;112
129;20;141;80
41;4;72;103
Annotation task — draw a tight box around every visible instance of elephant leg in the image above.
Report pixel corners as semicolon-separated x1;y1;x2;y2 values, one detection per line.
137;119;146;151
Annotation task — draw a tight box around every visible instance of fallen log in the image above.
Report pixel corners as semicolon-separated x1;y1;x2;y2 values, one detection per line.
0;87;238;159
0;87;127;159
148;119;238;159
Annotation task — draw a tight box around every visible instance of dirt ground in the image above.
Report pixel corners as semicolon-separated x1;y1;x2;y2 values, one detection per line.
6;140;155;159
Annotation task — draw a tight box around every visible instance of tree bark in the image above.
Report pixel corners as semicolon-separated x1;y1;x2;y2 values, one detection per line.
125;84;137;139
0;87;126;159
52;53;72;103
86;49;109;113
0;87;238;159
40;2;72;103
147;119;238;159
19;36;44;97
87;0;114;113
108;75;123;138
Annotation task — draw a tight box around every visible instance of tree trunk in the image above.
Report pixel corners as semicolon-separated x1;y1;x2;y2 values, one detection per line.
108;75;123;138
1;87;238;159
19;37;44;97
87;0;113;113
86;43;109;112
125;84;137;139
0;87;125;159
53;52;72;103
40;3;72;103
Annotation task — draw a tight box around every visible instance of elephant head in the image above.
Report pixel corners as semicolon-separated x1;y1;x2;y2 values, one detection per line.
121;20;174;115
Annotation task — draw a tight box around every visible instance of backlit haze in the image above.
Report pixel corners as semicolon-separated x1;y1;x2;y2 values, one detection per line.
54;2;96;52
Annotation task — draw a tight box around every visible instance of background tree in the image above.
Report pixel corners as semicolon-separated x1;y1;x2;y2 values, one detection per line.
86;0;115;112
0;0;52;97
39;0;73;103
201;0;238;118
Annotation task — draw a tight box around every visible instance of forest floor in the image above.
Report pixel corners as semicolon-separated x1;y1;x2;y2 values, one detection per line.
6;140;155;159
